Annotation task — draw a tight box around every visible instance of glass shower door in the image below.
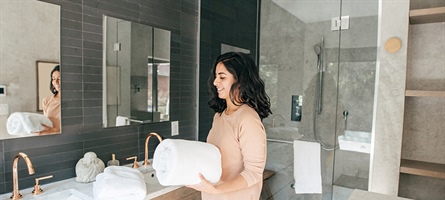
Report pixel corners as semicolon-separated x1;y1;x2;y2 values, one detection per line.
332;1;378;199
259;0;378;199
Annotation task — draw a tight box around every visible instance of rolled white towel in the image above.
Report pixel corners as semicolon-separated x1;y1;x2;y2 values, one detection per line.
93;166;147;200
153;139;222;186
6;112;53;135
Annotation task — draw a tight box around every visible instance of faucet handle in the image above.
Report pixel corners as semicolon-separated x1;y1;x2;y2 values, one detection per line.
32;175;53;195
126;156;139;168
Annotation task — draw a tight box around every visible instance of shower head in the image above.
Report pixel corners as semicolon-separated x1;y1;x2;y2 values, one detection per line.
314;44;322;55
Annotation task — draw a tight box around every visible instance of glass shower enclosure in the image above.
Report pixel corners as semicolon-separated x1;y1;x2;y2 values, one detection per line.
259;0;378;199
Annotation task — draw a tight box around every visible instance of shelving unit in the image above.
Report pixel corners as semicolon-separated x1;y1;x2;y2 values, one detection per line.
400;159;445;179
399;5;445;199
409;7;445;24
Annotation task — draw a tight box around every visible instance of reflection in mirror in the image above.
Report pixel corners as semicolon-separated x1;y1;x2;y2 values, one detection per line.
103;16;171;128
0;0;61;139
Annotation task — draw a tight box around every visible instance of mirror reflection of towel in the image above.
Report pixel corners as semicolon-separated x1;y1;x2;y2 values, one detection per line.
6;112;53;135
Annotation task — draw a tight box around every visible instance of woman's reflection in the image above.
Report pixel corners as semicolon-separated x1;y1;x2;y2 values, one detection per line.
39;65;61;134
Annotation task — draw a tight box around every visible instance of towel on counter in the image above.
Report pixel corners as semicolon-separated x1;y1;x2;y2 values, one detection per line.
6;112;53;135
93;166;147;200
293;140;322;194
153;139;222;186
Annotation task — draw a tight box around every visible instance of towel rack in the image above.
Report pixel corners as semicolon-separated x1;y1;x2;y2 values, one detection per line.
266;139;293;144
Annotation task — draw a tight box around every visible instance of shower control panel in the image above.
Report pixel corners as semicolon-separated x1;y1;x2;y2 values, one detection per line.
291;95;302;122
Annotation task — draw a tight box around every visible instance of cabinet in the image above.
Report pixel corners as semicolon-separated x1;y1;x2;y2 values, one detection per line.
398;6;445;199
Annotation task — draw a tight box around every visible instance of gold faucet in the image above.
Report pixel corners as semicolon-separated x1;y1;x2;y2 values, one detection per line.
11;152;35;200
143;132;163;166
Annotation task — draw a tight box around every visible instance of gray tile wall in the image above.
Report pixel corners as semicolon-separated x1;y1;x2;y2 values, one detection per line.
199;0;259;141
0;0;199;194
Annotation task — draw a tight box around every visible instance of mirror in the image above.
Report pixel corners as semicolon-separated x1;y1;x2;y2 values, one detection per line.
103;16;171;127
0;0;61;139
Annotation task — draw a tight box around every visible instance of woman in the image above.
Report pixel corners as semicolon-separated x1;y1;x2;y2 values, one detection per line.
39;65;61;134
188;52;272;199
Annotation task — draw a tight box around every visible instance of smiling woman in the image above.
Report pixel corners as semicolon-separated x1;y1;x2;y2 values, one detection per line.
0;0;60;139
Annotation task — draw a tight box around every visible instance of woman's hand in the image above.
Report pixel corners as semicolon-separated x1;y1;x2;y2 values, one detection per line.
186;174;219;194
36;124;58;135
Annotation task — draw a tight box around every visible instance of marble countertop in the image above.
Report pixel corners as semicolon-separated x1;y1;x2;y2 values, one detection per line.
0;178;94;200
0;162;181;200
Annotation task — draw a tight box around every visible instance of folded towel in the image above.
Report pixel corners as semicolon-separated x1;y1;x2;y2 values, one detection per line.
6;112;53;135
293;140;322;194
153;139;222;186
93;166;147;200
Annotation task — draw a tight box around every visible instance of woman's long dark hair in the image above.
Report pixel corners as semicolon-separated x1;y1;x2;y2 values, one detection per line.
208;52;272;119
50;65;60;95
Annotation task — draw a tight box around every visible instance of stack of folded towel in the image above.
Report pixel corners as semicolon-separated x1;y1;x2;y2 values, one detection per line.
93;166;147;200
6;112;53;135
153;139;222;186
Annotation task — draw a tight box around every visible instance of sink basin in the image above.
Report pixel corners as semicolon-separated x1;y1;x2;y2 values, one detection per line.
266;126;302;141
338;130;371;154
137;164;181;199
141;167;169;194
33;189;93;200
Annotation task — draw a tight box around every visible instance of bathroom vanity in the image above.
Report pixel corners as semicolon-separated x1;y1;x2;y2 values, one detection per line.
0;177;199;200
0;162;200;200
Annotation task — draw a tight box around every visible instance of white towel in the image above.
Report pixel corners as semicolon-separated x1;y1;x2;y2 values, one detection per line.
116;116;129;126
152;139;222;186
293;140;322;194
93;166;147;200
6;112;53;135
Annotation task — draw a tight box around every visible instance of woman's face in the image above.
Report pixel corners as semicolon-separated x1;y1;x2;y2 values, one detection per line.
52;70;61;93
213;62;236;100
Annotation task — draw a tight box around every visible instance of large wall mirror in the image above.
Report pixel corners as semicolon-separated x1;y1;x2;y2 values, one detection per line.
103;16;171;127
0;0;61;139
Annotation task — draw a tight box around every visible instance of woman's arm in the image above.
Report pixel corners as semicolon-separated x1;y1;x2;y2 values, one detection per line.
188;111;266;194
187;174;247;194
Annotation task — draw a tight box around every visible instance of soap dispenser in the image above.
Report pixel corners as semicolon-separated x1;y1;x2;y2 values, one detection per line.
107;154;120;166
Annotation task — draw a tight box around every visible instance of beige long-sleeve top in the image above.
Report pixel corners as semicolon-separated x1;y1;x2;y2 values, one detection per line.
42;95;60;132
203;104;267;200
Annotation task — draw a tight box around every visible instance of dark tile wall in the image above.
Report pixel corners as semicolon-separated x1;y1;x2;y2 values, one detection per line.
199;0;260;141
0;0;259;195
0;0;198;195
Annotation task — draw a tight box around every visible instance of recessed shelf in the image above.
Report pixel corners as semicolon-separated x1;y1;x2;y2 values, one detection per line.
409;7;445;24
405;90;445;97
400;159;445;179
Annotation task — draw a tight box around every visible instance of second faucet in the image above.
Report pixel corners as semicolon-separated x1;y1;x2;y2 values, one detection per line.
143;132;163;166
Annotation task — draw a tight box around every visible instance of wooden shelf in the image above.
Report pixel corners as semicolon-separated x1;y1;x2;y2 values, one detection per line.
405;90;445;97
409;7;445;24
400;159;445;179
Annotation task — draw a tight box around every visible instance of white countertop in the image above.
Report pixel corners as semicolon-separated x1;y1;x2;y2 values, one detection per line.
0;178;94;200
0;162;181;200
